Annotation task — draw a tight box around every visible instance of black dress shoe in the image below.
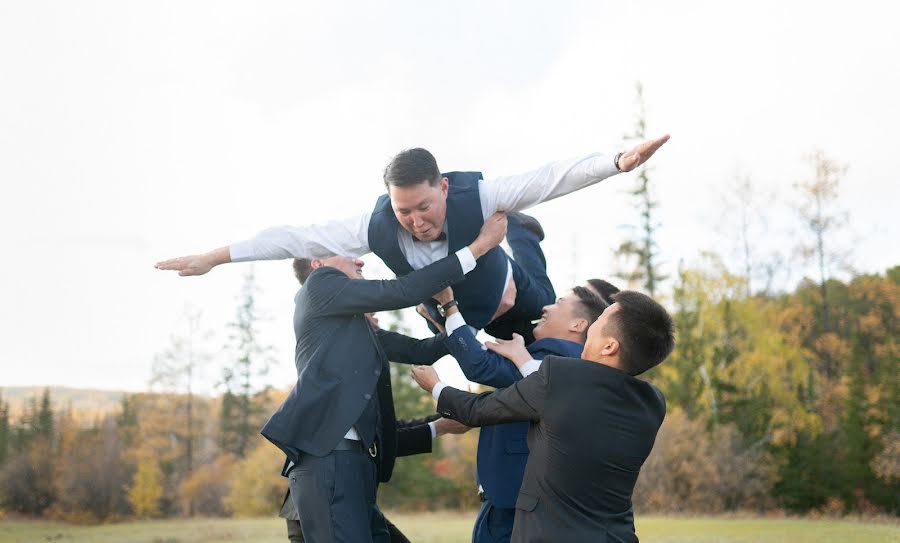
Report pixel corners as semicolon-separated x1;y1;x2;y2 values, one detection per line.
508;211;545;241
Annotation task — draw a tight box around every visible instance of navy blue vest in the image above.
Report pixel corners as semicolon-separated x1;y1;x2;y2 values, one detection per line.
368;172;508;329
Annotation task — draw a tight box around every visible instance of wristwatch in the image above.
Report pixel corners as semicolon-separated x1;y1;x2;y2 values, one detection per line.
437;300;459;317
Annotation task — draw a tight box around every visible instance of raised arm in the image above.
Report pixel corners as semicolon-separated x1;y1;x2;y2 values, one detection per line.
435;288;523;388
155;213;371;276
480;135;670;216
315;212;507;316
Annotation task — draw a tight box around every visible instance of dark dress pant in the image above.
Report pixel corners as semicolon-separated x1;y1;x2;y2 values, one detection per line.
288;449;389;543
472;499;515;543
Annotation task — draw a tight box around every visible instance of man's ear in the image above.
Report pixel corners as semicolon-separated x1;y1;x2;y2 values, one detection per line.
570;318;590;335
440;177;449;198
310;259;325;270
601;338;620;357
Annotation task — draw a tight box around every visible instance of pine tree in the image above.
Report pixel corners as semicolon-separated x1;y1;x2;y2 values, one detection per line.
35;388;54;440
220;268;274;458
117;394;139;447
614;82;666;295
0;390;9;466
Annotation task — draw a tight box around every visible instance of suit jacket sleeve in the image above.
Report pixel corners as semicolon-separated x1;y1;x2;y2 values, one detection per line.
396;423;433;457
377;329;449;365
309;254;464;316
445;325;524;388
437;363;548;427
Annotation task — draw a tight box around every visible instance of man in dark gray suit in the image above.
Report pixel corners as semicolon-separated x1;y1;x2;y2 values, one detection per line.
261;212;507;543
278;265;469;543
412;291;675;543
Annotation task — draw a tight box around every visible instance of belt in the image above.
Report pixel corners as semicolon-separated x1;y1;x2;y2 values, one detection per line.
332;438;365;452
333;438;378;458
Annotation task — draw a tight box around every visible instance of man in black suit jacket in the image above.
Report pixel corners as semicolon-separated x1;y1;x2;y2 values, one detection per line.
260;212;506;543
412;290;675;543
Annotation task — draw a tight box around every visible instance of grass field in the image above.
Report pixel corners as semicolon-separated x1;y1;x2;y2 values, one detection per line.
0;513;897;543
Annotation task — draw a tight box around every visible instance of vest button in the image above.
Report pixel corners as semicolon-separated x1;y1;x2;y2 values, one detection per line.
374;369;381;375
364;393;372;400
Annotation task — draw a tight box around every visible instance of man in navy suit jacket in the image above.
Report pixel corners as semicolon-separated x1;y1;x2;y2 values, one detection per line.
427;284;607;543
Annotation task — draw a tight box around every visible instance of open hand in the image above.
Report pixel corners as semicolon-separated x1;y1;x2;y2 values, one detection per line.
485;333;531;366
155;254;214;276
156;247;230;277
617;134;670;172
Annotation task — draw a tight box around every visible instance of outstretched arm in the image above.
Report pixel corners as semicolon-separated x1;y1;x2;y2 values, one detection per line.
377;329;449;365
481;134;670;215
155;213;371;276
314;213;508;316
436;290;524;388
411;365;547;427
396;416;471;457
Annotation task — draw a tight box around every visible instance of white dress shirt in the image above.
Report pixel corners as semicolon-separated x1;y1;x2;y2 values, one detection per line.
230;153;619;268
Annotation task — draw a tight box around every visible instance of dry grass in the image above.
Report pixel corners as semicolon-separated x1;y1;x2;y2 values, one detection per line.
0;513;897;543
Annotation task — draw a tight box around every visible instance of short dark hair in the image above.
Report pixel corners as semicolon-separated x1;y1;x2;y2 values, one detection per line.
383;148;441;188
571;286;608;338
604;291;674;376
293;258;314;284
586;278;620;306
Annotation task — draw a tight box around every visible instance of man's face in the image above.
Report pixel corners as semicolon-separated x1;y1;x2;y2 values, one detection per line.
533;291;587;341
586;302;620;348
320;256;365;279
388;178;449;242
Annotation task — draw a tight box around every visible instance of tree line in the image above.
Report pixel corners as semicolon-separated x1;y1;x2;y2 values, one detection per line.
0;264;895;520
0;84;896;521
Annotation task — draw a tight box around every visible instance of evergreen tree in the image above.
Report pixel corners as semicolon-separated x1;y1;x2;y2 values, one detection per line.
655;263;707;418
220;268;274;457
35;387;54;440
614;82;666;295
117;394;139;447
0;390;9;466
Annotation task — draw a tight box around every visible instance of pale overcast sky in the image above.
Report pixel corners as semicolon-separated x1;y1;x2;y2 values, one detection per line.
2;1;898;392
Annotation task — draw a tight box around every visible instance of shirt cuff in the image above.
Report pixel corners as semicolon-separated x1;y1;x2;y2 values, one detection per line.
445;312;467;335
596;152;622;178
455;247;477;274
432;381;450;401
519;359;542;378
428;421;437;439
